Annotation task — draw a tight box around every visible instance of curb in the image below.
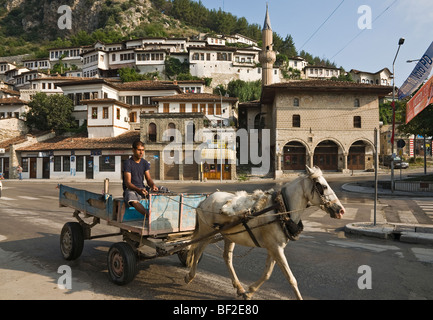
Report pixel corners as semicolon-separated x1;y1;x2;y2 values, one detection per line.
345;222;433;245
341;182;432;197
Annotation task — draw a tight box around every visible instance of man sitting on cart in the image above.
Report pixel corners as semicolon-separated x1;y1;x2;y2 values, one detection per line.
122;139;159;216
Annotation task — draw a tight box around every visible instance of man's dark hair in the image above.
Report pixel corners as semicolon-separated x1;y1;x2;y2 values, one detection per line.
132;139;144;149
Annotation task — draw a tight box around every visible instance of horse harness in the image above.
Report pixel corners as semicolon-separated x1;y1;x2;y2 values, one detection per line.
239;177;334;247
238;189;304;247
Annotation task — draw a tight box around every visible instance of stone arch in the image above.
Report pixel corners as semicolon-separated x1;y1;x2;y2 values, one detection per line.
281;140;309;171
313;139;344;171
348;139;375;171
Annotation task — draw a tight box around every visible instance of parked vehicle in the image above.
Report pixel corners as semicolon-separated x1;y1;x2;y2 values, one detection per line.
383;156;409;169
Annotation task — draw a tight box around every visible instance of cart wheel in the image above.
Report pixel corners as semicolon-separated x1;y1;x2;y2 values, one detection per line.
177;249;202;267
107;242;138;285
60;222;84;261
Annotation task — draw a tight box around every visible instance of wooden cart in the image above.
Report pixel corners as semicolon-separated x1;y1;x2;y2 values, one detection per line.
58;184;207;285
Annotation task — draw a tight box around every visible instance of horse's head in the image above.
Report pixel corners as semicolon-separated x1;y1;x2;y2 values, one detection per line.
305;166;345;219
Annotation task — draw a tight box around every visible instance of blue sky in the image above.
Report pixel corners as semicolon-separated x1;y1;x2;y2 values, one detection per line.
194;0;433;87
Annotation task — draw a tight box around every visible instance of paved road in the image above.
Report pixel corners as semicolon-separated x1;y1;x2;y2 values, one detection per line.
1;177;433;301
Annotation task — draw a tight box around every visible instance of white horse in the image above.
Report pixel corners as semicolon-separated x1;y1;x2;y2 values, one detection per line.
184;166;345;300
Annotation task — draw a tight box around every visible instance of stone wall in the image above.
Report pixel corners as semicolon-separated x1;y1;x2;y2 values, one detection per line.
272;91;380;175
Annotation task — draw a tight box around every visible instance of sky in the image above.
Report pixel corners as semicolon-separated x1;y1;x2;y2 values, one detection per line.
194;0;433;87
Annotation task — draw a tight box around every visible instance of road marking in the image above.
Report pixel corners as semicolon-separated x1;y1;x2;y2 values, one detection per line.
411;248;433;264
341;208;357;220
398;210;419;224
327;240;400;253
40;196;59;200
309;210;327;218
18;196;40;200
370;209;386;223
0;197;16;201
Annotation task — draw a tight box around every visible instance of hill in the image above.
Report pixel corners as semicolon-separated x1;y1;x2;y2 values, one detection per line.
0;0;336;67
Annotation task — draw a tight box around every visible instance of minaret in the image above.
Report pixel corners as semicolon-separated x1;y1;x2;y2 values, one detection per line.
259;3;276;87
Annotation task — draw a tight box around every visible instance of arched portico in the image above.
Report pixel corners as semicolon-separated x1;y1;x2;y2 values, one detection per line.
281;141;309;171
347;140;375;171
313;140;344;171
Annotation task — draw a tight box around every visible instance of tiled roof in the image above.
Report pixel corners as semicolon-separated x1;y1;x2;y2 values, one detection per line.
0;98;27;105
152;93;238;103
81;99;131;109
30;76;95;82
0;135;29;150
187;45;237;52
261;80;393;103
265;80;392;91
114;80;182;92
0;88;20;96
17;131;140;152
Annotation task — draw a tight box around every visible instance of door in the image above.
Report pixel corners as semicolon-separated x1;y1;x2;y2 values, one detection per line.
203;161;231;180
30;158;37;179
283;142;306;170
3;158;9;179
314;146;338;170
86;156;94;179
43;157;50;179
183;151;198;180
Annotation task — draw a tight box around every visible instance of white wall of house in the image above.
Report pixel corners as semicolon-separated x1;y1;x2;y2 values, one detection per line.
87;102;130;138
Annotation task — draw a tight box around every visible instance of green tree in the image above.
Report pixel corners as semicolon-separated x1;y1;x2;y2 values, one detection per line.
164;57;189;79
399;104;433;138
224;79;262;102
118;67;160;82
25;93;77;133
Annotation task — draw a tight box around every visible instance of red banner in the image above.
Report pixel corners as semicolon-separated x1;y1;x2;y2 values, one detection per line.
406;75;433;124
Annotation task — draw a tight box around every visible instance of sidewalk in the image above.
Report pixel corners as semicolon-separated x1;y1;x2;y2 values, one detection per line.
342;180;433;245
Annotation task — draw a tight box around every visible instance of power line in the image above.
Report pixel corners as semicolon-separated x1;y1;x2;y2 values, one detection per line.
299;0;346;51
330;0;399;60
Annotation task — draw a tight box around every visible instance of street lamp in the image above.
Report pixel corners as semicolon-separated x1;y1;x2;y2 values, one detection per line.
391;37;405;192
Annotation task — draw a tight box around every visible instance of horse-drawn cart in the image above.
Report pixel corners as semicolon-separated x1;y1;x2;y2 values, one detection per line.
58;184;207;285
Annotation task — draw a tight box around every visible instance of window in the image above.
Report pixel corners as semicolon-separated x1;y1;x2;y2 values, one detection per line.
100;156;115;172
216;103;222;115
354;99;360;108
293;115;301;127
63;156;70;172
163;103;170;113
92;107;98;119
22;158;29;172
103;107;109;119
54;156;62;172
148;123;157;142
134;96;140;105
293;98;299;107
354;116;362;128
192;103;198;113
129;112;137;122
75;93;82;105
180;103;186;113
116;108;120;120
168;123;176;142
76;156;84;172
208;104;214;115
